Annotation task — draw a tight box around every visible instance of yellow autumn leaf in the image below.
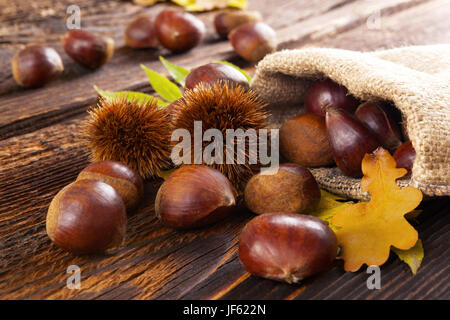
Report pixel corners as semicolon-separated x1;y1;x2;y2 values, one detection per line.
309;190;354;231
392;239;424;275
331;148;423;272
171;0;247;11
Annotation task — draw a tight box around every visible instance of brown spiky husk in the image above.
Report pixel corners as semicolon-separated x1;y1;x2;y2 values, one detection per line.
171;81;269;189
83;97;172;179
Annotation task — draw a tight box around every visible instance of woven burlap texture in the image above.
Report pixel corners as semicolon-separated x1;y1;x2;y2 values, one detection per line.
251;45;450;200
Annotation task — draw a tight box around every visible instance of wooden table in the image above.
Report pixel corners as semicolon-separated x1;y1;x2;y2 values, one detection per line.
0;0;449;300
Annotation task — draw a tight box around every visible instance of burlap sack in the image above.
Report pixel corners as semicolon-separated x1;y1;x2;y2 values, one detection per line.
251;45;450;200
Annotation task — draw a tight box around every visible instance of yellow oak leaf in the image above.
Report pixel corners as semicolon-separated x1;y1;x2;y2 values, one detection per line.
392;239;424;275
331;148;423;272
309;190;354;231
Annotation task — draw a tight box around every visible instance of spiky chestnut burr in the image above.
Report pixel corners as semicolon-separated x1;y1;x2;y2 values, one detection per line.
171;82;269;189
83;98;172;179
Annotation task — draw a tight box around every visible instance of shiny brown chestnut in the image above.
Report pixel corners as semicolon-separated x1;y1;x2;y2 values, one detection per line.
12;44;64;87
125;15;159;49
393;141;416;174
63;29;114;69
239;213;338;283
229;22;277;62
154;9;206;53
184;63;249;90
355;102;403;152
244;163;321;215
46;179;127;254
326;108;380;177
155;165;237;229
77;160;144;211
304;79;360;117
214;10;262;39
279;113;334;167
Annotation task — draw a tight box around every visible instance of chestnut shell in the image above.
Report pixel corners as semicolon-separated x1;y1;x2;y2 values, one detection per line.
238;213;338;283
11;44;64;87
184;63;249;90
46;179;127;254
279;113;334;167
155;165;237;228
63;29;114;69
304;79;359;117
154;9;205;53
326;108;379;177
77;160;144;211
244;163;321;214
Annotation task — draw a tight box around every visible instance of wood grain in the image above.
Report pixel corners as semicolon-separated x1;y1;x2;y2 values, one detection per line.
0;0;449;300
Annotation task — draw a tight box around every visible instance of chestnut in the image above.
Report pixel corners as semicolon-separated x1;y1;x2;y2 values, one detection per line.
214;10;262;39
239;213;338;283
393;141;416;174
355;101;403;152
154;9;206;53
229;22;277;62
326;108;380;177
279;113;334;167
77;160;144;211
155;165;237;229
124;15;159;49
46;179;127;254
304;79;360;117
62;29;114;69
244;163;320;215
184;63;249;90
11;44;64;87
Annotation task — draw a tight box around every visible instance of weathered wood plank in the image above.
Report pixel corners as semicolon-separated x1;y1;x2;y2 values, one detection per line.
0;0;435;140
1;0;449;300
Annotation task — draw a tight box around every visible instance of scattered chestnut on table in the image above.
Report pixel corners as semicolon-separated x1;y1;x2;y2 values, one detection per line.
77;160;143;211
46;179;127;255
63;29;114;69
125;15;159;49
229;22;277;62
244;163;321;215
304;79;360;117
326;108;380;177
238;213;338;283
279;113;334;167
155;165;237;229
214;10;262;39
394;140;416;174
355;101;403;152
11;44;64;87
184;63;249;90
154;9;206;53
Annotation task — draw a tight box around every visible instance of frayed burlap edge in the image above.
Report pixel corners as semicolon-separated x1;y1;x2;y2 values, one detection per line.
251;45;450;200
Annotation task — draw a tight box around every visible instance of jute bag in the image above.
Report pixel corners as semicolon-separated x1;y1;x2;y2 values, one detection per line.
251;45;450;200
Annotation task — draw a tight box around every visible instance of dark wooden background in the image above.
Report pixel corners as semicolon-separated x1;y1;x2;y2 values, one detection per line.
0;0;449;300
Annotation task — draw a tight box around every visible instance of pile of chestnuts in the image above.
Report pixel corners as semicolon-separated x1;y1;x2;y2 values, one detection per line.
46;160;143;254
12;8;277;88
280;78;416;177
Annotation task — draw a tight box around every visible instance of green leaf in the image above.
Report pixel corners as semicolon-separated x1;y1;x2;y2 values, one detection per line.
157;168;177;180
159;56;190;87
94;85;169;107
392;239;424;275
141;64;182;102
213;60;252;82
